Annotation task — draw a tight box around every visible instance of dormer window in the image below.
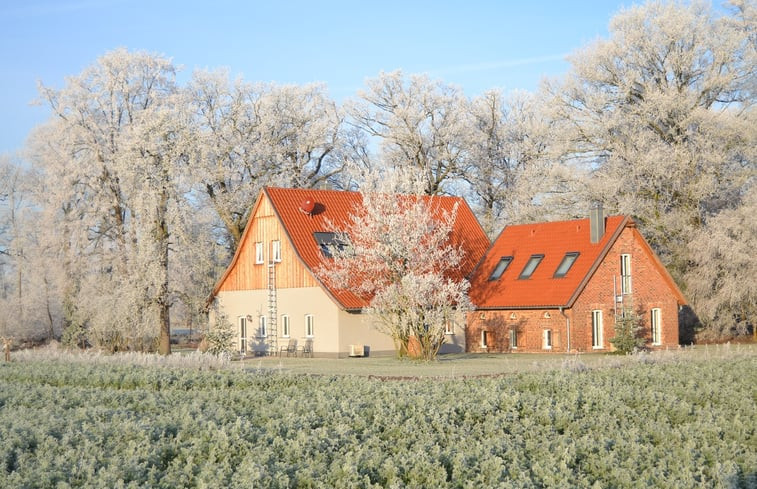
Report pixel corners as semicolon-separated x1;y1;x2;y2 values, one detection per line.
519;254;544;279
554;252;579;278
488;256;513;281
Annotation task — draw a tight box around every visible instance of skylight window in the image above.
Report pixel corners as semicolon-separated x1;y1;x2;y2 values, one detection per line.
554;252;579;278
313;232;347;258
488;256;513;281
518;254;544;279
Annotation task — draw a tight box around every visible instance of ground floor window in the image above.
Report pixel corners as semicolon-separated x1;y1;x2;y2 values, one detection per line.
651;308;662;345
305;314;314;337
481;330;488;348
238;316;247;352
510;329;518;349
281;315;290;338
592;310;603;349
259;315;267;338
543;329;552;349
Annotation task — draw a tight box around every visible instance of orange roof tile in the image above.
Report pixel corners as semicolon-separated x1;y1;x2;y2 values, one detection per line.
265;187;490;310
469;216;629;309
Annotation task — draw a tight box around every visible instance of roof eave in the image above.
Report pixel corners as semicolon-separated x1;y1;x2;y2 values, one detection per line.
474;304;568;311
206;190;267;305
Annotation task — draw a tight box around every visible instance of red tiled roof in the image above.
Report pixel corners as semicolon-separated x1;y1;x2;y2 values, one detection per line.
265;187;490;310
469;216;629;309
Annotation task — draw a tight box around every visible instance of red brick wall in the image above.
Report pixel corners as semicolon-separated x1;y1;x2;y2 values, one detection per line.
466;309;571;353
571;226;681;351
466;225;683;353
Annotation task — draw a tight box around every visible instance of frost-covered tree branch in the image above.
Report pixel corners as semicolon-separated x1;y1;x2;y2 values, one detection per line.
316;181;471;360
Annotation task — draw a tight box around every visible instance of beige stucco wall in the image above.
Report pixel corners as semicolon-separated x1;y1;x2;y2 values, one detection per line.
212;286;467;357
213;286;398;357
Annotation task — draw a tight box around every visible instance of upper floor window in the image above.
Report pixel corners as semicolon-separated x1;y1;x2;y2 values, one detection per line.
255;242;264;264
519;254;544;279
271;240;282;263
620;254;632;294
554;252;579;278
488;256;513;281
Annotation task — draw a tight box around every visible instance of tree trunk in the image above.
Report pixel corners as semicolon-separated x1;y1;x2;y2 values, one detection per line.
156;187;171;355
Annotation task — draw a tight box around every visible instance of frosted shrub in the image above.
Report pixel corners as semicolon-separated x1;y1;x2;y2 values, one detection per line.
14;342;231;369
0;352;754;488
203;316;235;356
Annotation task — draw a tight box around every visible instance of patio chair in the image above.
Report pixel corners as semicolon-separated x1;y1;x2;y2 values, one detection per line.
299;339;313;358
279;338;297;357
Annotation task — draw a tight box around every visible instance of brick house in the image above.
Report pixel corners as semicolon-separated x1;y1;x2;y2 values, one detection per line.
466;208;686;353
208;187;489;357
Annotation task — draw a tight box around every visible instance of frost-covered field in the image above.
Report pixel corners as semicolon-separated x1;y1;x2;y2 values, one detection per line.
1;347;755;488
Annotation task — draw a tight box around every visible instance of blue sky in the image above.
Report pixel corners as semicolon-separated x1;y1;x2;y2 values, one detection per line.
0;0;632;155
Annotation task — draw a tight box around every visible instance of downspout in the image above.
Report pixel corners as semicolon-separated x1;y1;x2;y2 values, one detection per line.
559;306;570;353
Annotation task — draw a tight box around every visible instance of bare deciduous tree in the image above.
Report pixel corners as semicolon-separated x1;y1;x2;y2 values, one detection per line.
347;71;470;196
686;189;757;339
185;71;346;252
33;48;184;353
546;0;755;309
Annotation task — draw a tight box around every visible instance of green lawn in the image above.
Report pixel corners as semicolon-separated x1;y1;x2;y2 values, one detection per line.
236;343;755;377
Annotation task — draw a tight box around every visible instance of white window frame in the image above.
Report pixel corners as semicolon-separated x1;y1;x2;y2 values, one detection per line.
238;316;248;353
510;329;518;350
271;240;282;263
651;308;662;345
258;315;267;338
543;329;552;350
444;320;454;335
480;330;488;348
620;254;632;295
255;242;264;264
305;314;314;338
592;310;604;349
281;314;290;338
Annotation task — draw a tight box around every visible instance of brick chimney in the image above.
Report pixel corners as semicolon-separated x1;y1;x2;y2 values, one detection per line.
590;203;605;244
